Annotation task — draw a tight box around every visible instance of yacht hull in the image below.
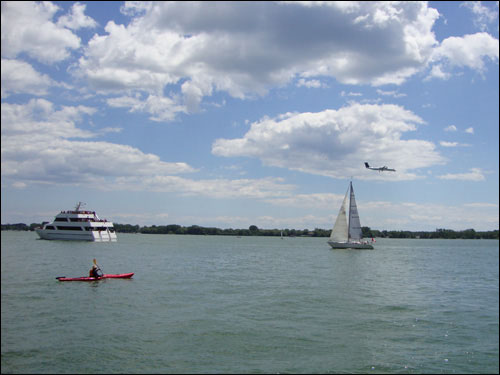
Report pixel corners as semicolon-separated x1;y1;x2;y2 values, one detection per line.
327;240;374;250
35;229;117;242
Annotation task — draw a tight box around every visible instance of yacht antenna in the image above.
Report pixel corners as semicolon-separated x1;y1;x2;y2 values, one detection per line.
75;202;85;211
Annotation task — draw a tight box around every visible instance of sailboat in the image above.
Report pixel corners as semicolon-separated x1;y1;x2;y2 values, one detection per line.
328;181;374;250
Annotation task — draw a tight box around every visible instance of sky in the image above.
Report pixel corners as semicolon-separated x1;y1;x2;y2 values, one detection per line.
1;1;499;232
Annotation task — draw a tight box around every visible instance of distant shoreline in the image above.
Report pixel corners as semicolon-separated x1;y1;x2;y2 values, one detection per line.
2;223;498;240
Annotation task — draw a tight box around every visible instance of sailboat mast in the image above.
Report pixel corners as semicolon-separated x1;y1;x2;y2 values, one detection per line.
347;181;352;241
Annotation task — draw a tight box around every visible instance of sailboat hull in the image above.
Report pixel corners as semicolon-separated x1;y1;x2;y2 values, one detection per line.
328;240;374;250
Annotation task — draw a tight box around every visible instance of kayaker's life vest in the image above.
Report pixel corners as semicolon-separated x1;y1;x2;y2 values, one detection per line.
90;267;100;278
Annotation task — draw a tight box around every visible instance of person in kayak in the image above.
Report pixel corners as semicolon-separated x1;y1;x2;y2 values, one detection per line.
89;261;102;279
89;265;100;278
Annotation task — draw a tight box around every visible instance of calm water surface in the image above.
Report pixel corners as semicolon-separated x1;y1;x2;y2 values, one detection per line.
1;231;498;374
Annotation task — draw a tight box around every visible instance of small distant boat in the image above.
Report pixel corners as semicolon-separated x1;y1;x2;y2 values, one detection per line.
328;181;374;250
35;202;117;242
56;273;134;282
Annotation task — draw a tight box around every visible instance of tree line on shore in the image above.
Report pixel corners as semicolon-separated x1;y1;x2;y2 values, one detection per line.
2;223;498;239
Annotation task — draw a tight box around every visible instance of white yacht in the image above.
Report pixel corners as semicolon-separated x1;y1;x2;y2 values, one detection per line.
35;202;117;242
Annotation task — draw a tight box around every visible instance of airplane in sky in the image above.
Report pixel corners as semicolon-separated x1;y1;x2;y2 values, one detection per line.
364;162;396;172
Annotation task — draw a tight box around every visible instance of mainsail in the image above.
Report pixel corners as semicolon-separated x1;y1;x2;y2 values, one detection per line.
330;188;349;242
348;181;363;241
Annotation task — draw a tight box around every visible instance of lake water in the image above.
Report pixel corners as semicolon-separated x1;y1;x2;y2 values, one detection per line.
1;231;498;374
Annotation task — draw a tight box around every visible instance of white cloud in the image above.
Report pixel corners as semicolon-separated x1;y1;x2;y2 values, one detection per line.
1;1;81;63
56;2;97;30
439;141;458;147
107;94;186;122
376;89;407;98
361;200;498;230
341;91;363;97
1;99;196;187
1;99;95;139
266;193;346;209
108;176;295;200
1;59;54;97
3;2;498;120
296;78;328;88
119;1;152;17
212;103;445;180
426;64;452;80
460;1;499;32
74;2;441;120
437;168;485;181
444;125;457;132
1;99;300;200
465;127;475;134
439;141;470;147
431;32;499;73
463;202;499;209
181;78;214;112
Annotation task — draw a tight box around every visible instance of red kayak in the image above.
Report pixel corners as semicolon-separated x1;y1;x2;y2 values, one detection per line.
57;273;134;281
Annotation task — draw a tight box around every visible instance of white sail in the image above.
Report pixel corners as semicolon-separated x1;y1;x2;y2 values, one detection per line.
330;188;349;242
348;181;363;241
